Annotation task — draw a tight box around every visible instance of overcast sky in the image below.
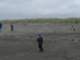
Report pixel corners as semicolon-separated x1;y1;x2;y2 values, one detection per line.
0;0;80;20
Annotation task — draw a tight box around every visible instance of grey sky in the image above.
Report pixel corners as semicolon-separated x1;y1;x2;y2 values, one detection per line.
0;0;80;19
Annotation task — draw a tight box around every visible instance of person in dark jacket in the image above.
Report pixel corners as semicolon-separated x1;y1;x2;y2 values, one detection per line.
0;23;2;32
10;24;14;31
37;34;44;52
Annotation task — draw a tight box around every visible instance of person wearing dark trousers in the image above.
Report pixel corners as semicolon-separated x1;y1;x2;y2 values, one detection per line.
10;24;14;31
0;23;2;32
72;25;75;31
37;34;44;52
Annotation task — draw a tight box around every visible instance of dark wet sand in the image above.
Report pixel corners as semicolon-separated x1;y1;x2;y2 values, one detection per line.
0;32;80;60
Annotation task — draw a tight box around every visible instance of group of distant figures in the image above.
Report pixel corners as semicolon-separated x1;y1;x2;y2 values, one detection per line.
0;23;14;32
0;23;76;32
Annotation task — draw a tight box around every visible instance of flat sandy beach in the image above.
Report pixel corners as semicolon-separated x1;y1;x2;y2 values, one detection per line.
0;24;80;60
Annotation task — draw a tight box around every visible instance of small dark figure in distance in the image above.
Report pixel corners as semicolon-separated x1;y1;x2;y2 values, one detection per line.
10;24;14;31
72;25;76;31
37;34;44;52
0;23;2;32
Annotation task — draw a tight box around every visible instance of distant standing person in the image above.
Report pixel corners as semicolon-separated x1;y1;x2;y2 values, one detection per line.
72;25;75;31
37;34;44;52
10;24;14;31
0;23;2;32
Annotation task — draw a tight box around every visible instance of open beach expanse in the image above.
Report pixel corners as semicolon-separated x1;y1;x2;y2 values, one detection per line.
0;23;80;60
1;0;80;59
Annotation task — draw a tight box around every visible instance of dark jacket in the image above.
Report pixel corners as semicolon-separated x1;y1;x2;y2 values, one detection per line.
37;37;43;44
0;23;2;28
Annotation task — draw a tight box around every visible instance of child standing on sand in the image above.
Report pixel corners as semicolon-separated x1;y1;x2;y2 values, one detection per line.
36;34;44;52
